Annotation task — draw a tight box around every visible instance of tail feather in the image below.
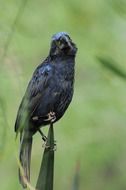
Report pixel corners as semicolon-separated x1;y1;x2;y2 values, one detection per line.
19;132;33;188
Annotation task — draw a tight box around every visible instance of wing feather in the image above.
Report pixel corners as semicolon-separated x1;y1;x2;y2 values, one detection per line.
15;63;52;132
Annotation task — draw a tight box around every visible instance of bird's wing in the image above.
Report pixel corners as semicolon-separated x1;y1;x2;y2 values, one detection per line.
15;62;53;133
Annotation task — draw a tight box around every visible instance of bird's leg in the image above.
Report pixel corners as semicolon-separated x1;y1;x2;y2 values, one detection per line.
40;123;57;151
38;129;50;149
38;129;47;142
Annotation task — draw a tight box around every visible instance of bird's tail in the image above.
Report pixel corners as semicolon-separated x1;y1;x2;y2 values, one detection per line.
19;131;33;188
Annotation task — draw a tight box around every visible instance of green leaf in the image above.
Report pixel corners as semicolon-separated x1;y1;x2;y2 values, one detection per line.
97;56;126;80
36;124;55;190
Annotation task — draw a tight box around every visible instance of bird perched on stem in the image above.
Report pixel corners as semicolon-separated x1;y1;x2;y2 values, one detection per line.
15;32;77;188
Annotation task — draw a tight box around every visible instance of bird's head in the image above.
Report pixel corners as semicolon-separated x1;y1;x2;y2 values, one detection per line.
50;32;77;57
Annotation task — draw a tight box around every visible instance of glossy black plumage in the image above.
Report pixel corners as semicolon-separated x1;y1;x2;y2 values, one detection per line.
15;32;77;188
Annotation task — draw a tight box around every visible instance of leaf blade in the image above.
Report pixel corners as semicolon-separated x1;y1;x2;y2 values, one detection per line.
36;125;55;190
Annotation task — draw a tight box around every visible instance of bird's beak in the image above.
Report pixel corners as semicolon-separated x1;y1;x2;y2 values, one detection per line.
64;36;73;49
64;36;77;52
56;36;75;50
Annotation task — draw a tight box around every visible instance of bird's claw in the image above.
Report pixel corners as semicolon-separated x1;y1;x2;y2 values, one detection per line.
42;140;57;151
42;142;50;149
44;111;56;123
53;141;57;151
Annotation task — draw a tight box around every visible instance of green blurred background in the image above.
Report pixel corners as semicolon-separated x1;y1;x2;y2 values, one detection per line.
1;0;126;189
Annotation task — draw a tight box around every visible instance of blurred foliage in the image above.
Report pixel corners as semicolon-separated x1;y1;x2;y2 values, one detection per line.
97;56;126;80
71;161;80;190
108;0;126;17
1;0;28;61
1;0;126;190
0;98;8;161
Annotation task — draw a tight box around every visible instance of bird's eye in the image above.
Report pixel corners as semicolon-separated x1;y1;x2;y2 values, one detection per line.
57;40;62;46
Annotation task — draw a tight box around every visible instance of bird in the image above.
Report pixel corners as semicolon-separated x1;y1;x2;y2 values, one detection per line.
15;32;77;188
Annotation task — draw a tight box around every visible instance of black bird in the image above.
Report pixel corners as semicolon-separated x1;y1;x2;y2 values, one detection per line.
15;32;77;188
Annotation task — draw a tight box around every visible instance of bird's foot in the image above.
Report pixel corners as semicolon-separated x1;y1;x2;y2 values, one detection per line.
42;142;50;149
44;111;56;123
53;140;57;151
42;140;57;151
